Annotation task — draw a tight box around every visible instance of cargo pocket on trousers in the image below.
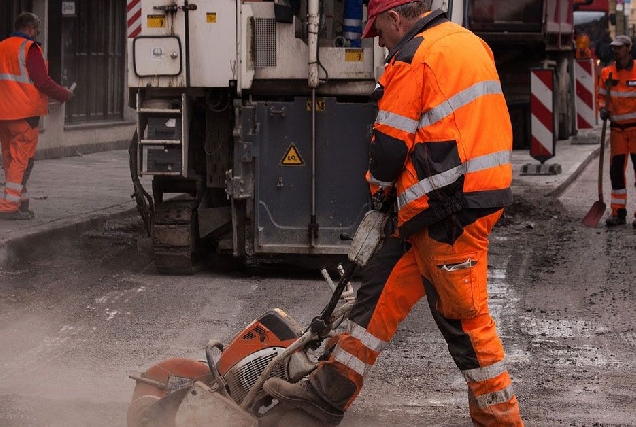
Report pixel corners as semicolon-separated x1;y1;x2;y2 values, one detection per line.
430;253;480;319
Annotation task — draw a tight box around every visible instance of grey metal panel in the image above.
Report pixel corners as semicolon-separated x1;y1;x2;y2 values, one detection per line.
254;97;374;254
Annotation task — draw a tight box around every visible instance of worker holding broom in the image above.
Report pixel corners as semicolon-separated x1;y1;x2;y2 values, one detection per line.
598;35;636;227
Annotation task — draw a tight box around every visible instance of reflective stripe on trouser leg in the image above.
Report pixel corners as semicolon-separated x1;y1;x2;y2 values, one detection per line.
609;129;632;215
2;180;23;206
310;236;424;410
0;120;38;213
411;209;523;425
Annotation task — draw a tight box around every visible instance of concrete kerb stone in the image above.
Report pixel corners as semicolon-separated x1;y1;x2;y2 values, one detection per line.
0;205;139;270
547;144;602;198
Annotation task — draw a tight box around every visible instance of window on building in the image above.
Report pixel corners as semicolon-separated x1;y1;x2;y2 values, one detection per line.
0;0;33;38
58;0;126;124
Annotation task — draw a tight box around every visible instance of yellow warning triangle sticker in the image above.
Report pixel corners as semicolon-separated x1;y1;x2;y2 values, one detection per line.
280;143;305;166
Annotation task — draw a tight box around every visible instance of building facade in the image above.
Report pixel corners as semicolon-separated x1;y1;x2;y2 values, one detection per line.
1;0;134;159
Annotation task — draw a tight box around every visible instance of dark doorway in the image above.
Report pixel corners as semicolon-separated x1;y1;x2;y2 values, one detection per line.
0;0;33;38
57;0;126;124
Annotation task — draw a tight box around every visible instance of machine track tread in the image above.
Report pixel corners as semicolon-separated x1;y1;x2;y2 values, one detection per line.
152;199;200;275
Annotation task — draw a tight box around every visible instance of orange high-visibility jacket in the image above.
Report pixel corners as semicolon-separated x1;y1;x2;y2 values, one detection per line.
367;11;513;239
597;60;636;126
0;36;48;120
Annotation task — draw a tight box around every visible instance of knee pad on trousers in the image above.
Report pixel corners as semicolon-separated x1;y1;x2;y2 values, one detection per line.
610;154;627;188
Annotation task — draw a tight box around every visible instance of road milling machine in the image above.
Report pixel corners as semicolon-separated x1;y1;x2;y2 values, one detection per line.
128;0;579;274
128;0;389;274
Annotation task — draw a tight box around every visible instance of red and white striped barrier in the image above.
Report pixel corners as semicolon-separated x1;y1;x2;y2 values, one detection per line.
530;68;556;162
575;58;596;130
127;0;142;38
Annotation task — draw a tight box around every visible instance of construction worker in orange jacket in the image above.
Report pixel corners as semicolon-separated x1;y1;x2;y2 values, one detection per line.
264;0;523;425
0;12;74;220
598;35;636;227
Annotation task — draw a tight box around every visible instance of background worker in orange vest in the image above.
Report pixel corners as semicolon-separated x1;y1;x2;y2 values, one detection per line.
598;35;636;227
264;0;523;425
0;12;74;220
575;32;592;59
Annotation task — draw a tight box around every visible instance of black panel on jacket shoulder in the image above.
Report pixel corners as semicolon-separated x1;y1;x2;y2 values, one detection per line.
369;130;408;182
394;36;423;65
410;140;461;179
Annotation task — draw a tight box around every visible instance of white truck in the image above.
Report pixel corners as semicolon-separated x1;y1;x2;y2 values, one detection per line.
127;0;576;274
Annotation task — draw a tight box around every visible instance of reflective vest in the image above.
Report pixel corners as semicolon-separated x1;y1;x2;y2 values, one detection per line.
598;60;636;126
368;11;513;239
0;36;48;120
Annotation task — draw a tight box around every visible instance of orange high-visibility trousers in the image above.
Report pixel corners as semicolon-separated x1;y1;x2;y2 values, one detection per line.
608;127;636;217
309;208;523;426
0;119;38;213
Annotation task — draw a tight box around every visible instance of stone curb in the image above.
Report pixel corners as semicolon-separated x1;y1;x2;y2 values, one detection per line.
0;204;138;270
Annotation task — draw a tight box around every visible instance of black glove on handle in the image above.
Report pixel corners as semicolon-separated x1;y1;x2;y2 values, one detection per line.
600;108;610;121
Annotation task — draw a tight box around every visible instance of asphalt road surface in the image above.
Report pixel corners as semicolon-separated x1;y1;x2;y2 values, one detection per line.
0;155;635;426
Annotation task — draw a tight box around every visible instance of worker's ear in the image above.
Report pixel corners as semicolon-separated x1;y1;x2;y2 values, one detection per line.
386;10;400;31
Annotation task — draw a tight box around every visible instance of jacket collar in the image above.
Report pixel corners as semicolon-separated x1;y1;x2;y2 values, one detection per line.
10;31;42;46
386;9;448;63
616;58;634;71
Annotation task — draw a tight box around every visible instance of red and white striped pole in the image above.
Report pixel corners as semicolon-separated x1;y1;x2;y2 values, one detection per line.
127;0;142;38
575;58;596;129
530;68;556;162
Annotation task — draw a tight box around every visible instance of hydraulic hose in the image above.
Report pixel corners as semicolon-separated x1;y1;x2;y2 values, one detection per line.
128;131;154;236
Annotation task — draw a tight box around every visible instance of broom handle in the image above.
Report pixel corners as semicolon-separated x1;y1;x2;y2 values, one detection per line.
599;72;612;203
598;119;606;202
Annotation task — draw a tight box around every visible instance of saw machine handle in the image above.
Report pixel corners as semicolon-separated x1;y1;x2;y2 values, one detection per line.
310;204;392;337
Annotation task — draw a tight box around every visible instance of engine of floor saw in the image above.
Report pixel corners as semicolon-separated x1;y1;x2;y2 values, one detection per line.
127;0;387;274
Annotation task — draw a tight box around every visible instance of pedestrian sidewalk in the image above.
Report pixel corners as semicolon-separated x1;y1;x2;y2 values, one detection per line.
511;126;603;198
0;128;603;269
0;150;150;268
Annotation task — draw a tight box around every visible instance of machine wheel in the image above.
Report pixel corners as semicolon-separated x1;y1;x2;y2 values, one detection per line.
557;56;575;141
152;199;200;275
128;358;212;426
127;395;160;427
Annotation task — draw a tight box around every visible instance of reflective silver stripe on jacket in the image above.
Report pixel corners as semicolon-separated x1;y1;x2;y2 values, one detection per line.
603;89;636;97
0;40;33;83
398;150;511;209
419;80;504;128
474;384;515;409
462;360;508;383
375;110;419;134
332;346;367;377
348;321;388;353
611;111;636;121
376;81;502;135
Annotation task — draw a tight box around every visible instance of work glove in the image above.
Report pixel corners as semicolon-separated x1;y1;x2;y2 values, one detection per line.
371;187;396;212
600;108;610;121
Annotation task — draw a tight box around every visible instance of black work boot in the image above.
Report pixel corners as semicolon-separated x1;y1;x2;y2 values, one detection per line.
264;378;344;425
606;209;627;227
0;210;33;220
19;202;35;218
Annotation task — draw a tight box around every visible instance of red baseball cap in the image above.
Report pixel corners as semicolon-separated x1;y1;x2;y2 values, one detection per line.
362;0;416;38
